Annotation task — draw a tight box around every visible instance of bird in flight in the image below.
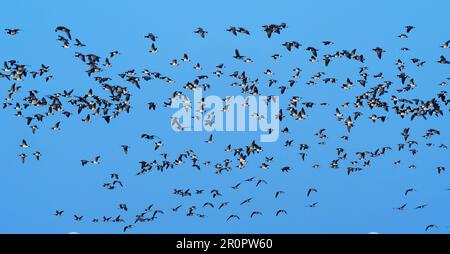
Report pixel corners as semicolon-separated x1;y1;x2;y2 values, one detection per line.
5;29;21;35
194;27;207;38
227;215;240;221
372;47;385;59
276;210;287;216
425;224;438;232
55;26;72;40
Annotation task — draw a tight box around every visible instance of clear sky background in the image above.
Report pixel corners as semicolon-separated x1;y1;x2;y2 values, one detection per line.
0;0;449;233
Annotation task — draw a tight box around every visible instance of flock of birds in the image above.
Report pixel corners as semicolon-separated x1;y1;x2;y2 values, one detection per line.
2;23;450;233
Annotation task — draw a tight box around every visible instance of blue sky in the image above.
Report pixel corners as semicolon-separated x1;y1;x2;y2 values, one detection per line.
0;0;449;233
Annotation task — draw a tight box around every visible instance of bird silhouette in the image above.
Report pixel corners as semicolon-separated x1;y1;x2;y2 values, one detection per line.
1;20;448;234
